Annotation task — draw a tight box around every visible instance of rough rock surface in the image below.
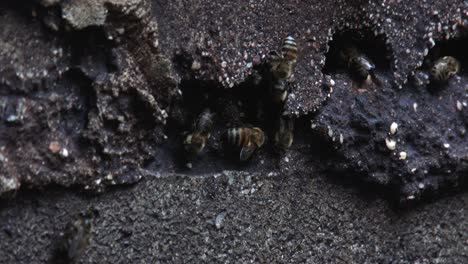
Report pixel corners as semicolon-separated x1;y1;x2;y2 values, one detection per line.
154;0;468;200
0;0;466;200
0;0;176;193
0;172;467;263
0;0;468;262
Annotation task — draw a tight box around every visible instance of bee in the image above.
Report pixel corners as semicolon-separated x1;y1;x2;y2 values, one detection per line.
271;79;288;105
340;45;376;82
430;56;460;82
225;127;265;161
267;36;298;104
274;116;294;149
59;213;92;262
183;109;214;159
270;36;298;79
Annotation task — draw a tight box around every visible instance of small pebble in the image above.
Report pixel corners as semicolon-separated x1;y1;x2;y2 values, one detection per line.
456;101;463;111
215;211;227;229
399;151;407;160
390;122;398;134
328;127;333;138
49;141;61;154
443;143;450;149
385;138;396;150
191;61;201;71
60;148;69;158
460;127;466;136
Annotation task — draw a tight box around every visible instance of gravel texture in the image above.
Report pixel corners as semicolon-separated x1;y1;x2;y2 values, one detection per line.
0;171;467;263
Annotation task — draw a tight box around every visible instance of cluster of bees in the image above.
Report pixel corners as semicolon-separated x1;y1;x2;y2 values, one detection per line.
183;36;298;166
336;41;460;86
182;35;462;167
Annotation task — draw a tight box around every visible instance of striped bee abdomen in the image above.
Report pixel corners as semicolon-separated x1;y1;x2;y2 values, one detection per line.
281;36;298;61
226;128;251;147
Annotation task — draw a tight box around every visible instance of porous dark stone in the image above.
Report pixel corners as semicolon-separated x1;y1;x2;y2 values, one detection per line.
0;172;467;263
0;0;176;193
0;0;466;200
0;0;467;262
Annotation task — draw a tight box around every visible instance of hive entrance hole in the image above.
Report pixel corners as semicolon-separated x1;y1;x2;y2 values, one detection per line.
162;76;323;175
322;29;392;76
424;35;468;74
163;79;279;174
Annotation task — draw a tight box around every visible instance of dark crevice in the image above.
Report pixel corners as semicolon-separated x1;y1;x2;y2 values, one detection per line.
162;72;309;174
160;76;406;206
424;34;468;74
412;33;468;91
323;29;393;77
64;26;119;78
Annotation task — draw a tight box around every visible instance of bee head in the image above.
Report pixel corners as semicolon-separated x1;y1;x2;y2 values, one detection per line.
184;132;206;156
252;127;265;147
446;56;460;72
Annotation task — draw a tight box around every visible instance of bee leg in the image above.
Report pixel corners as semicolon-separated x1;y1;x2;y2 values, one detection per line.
240;144;256;161
362;74;373;87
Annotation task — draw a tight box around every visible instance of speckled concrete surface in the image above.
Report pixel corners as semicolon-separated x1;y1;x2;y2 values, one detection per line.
0;171;467;263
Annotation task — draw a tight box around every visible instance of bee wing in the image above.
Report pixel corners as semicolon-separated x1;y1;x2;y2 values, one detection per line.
268;50;282;59
357;55;375;71
239;144;256;161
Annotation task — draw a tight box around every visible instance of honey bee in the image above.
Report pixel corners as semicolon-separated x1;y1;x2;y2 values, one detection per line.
430;56;460;82
60;214;92;262
183;109;214;159
225;127;265;161
340;45;376;82
269;36;298;80
274;116;294;149
271;79;288;105
267;36;298;104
